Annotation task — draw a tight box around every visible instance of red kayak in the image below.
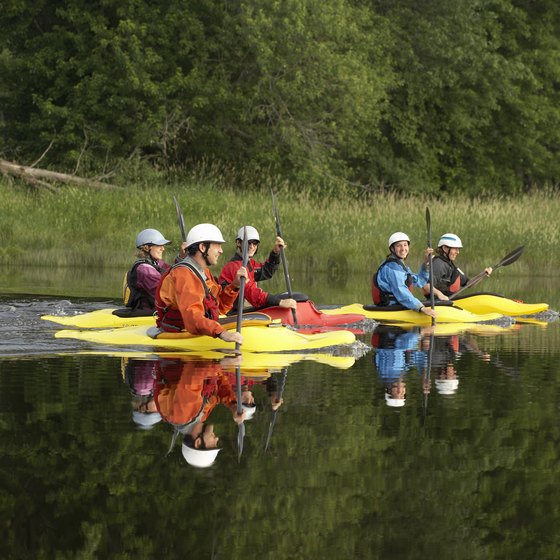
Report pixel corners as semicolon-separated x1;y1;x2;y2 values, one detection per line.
259;300;365;329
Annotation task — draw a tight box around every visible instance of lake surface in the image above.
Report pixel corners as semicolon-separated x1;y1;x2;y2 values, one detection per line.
1;269;559;559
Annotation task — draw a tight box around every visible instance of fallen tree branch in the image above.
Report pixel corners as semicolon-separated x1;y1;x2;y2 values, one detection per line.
0;159;121;190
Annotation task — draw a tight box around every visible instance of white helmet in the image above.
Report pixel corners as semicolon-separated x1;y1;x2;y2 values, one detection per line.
186;223;226;247
435;379;459;395
388;232;410;248
132;411;162;429
385;393;406;407
242;403;257;420
438;233;462;248
236;226;260;242
181;443;220;468
135;229;171;248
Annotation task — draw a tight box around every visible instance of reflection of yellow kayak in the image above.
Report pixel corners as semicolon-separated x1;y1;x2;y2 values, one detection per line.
54;323;356;353
80;350;356;370
42;308;155;328
387;321;516;337
321;303;502;324
451;293;548;316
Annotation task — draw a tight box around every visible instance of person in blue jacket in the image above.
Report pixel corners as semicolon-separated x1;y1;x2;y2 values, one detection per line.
372;232;437;319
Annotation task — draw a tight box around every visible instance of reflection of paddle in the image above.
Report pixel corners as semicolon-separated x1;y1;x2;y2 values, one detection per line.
425;207;436;325
450;246;525;299
173;195;187;242
235;227;249;459
422;332;434;425
264;367;288;452
270;189;298;327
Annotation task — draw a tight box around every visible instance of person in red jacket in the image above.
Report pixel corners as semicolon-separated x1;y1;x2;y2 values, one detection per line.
218;225;297;315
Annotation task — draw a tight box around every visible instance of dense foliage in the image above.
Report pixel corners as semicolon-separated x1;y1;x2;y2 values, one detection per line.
1;0;560;193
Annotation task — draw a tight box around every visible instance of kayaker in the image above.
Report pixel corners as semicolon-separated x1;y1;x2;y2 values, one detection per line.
372;232;437;318
423;233;492;298
124;228;187;311
218;225;297;314
155;223;247;344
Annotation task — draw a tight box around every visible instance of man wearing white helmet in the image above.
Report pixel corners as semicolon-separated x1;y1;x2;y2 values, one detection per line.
423;233;492;298
155;223;247;344
372;232;437;318
124;228;186;311
218;225;297;314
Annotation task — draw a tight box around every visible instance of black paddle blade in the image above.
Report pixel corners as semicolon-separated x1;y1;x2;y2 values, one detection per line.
173;195;187;242
425;207;432;246
493;245;524;269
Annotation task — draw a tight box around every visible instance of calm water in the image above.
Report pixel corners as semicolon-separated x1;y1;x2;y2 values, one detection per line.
1;269;560;559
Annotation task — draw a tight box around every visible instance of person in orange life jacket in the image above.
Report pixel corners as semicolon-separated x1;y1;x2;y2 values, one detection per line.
154;356;246;468
155;223;247;345
218;226;297;314
423;233;492;299
125;228;187;311
372;232;437;319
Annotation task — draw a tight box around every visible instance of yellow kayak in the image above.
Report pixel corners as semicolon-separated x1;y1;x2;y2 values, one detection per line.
321;302;502;324
450;293;548;316
54;323;356;353
42;308;155;328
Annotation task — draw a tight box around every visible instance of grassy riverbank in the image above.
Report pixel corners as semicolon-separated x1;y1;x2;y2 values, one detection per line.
2;176;558;276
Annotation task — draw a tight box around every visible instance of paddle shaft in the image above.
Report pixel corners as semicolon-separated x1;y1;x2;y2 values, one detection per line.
425;207;436;325
235;227;250;353
450;245;524;299
270;190;298;326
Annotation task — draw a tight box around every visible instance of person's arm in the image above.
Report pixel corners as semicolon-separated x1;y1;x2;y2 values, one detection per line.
254;251;280;282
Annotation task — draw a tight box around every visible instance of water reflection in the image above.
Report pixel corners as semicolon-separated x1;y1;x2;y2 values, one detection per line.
121;354;290;469
122;358;162;429
370;323;524;408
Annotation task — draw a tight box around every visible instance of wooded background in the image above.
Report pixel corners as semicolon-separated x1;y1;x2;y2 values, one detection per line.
1;0;559;194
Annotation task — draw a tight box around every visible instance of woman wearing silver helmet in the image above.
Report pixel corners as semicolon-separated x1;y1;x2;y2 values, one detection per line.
123;228;186;311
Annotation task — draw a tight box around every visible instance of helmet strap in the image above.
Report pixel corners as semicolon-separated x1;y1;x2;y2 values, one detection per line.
200;242;212;266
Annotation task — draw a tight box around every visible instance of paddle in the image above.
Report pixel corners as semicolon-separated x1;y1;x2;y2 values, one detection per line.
270;189;298;327
264;367;288;452
425;207;436;325
234;227;249;459
450;245;525;299
173;195;187;243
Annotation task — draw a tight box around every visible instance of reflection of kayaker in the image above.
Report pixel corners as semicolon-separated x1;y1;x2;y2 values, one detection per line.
154;357;245;468
371;326;429;408
123;358;162;429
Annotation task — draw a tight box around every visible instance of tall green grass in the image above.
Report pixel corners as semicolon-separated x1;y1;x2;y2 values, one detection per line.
1;176;558;276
